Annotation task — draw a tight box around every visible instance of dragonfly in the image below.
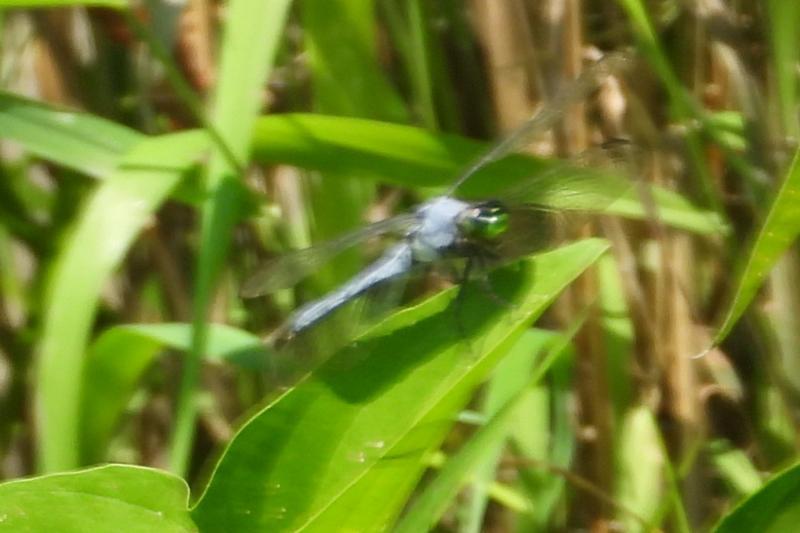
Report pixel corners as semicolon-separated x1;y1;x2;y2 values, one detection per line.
242;51;634;358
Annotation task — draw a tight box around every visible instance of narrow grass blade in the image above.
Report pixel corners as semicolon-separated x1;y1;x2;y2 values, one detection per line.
616;0;720;212
709;441;763;497
393;375;522;533
616;406;665;532
766;0;800;137
0;91;142;179
80;323;267;464
459;331;551;533
714;148;800;344
301;0;406;291
35;131;208;473
399;325;576;533
169;0;293;476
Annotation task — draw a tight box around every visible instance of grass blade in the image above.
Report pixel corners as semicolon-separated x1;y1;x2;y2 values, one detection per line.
251;114;726;235
80;323;267;464
169;0;293;475
0;1;125;6
400;325;576;532
714;148;800;343
0;91;142;179
35;131;208;472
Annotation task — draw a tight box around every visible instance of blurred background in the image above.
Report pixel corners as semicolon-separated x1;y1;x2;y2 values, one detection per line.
0;1;799;531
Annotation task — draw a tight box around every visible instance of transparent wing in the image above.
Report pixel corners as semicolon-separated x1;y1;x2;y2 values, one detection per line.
241;213;417;298
492;205;566;260
447;50;633;195
494;140;643;211
491;141;644;259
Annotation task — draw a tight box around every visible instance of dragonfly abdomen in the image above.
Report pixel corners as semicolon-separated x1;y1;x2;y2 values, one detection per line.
274;243;415;344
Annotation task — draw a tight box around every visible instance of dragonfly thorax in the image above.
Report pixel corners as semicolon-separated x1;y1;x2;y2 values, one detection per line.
410;196;471;262
409;196;510;263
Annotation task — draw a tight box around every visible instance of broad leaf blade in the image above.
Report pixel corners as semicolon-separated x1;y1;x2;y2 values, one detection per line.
191;239;609;532
713;462;800;533
0;465;195;533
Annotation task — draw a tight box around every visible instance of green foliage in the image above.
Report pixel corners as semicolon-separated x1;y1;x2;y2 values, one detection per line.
0;465;194;533
2;1;800;532
35;132;209;472
713;463;800;533
0;0;125;6
715;148;800;343
191;240;609;531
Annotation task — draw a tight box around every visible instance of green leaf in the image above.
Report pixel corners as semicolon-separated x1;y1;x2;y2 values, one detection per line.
302;0;406;121
766;0;800;137
0;0;126;5
616;406;665;532
397;326;573;533
191;239;609;532
80;323;267;464
714;148;800;343
301;0;407;294
0;465;195;533
394;376;522;533
169;0;293;475
709;441;763;497
35;131;208;473
713;462;800;533
460;316;586;532
0;91;143;179
251;114;726;235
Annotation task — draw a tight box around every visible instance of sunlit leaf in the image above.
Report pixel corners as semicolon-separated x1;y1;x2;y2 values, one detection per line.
714;148;800;343
0;91;142;179
35;132;208;472
397;327;573;532
251;114;726;235
713;462;800;533
80;323;267;463
191;239;609;532
0;465;195;532
169;0;293;476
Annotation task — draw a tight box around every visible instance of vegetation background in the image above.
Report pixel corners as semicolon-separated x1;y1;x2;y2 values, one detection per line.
0;0;799;532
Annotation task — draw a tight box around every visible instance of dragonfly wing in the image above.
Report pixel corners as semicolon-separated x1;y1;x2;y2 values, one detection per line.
494;141;642;212
492;205;566;260
241;213;417;297
447;50;633;195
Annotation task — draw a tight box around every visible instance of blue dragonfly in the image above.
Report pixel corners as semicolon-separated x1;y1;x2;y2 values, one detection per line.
242;51;634;375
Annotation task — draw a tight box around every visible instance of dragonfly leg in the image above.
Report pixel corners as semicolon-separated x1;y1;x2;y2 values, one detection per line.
452;256;474;340
473;254;517;310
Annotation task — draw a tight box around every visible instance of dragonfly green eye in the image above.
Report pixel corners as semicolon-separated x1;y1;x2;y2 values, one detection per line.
458;201;510;240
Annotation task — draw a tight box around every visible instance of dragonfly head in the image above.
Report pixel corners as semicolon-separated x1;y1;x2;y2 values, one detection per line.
457;200;510;241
